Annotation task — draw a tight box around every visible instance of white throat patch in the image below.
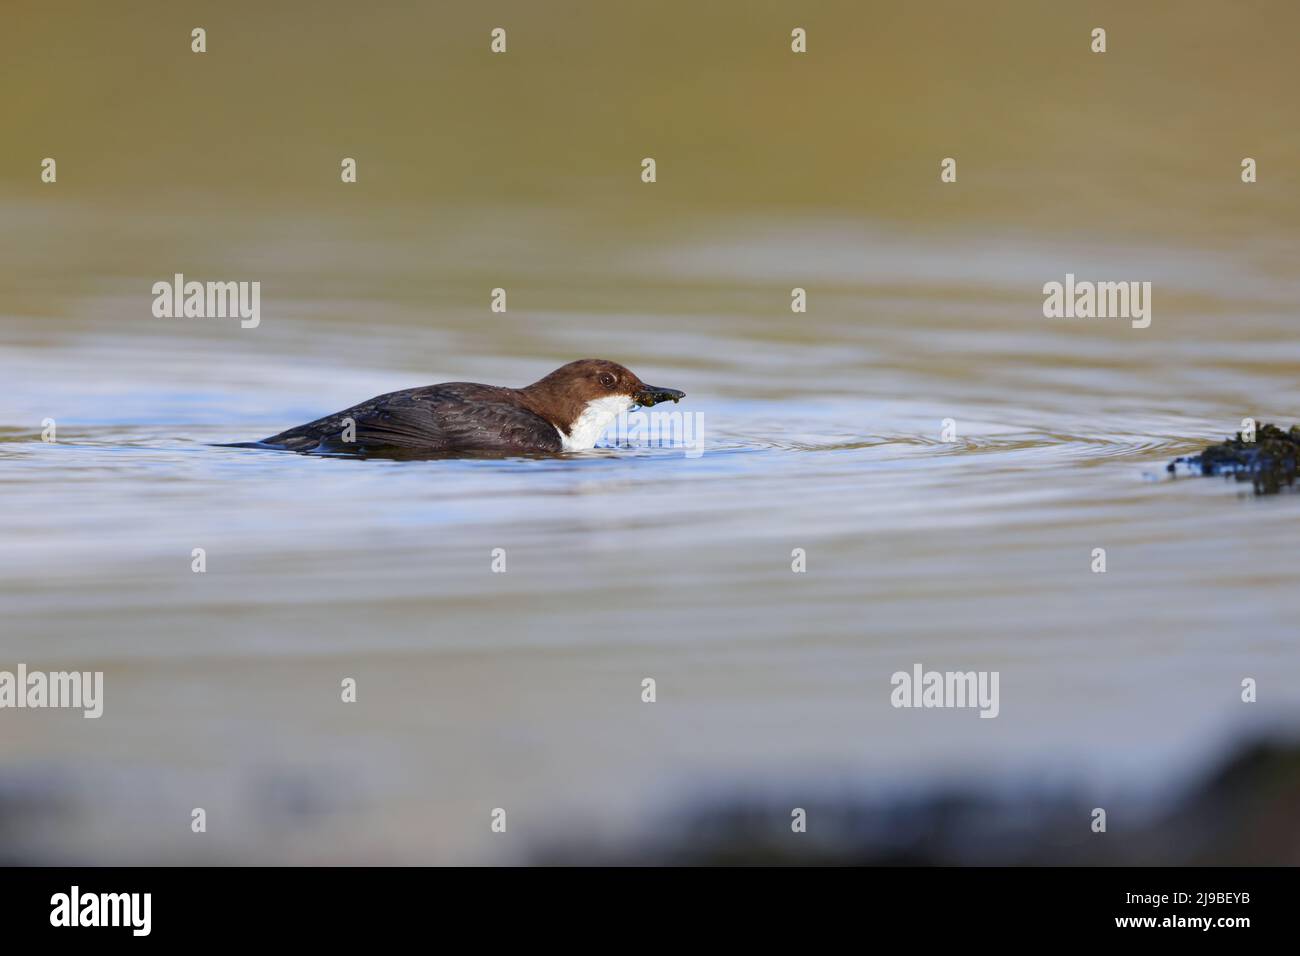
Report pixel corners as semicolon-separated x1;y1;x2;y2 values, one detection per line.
558;394;632;451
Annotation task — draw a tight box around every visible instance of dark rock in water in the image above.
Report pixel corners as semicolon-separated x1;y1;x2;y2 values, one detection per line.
1168;423;1300;495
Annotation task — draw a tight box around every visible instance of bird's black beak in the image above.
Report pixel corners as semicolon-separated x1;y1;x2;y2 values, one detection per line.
632;385;685;408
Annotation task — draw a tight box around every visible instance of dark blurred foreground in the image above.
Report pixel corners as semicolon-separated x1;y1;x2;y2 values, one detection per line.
535;736;1300;865
2;735;1296;864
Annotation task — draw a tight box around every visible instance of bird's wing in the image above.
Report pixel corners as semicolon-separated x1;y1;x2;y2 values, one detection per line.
352;393;561;452
261;386;561;454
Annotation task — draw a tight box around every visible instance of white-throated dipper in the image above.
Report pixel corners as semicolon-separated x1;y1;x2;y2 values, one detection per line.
224;359;685;456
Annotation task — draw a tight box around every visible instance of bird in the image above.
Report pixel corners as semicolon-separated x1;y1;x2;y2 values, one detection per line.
221;359;685;457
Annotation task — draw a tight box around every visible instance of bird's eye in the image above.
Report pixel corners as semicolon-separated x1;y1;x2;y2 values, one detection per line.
599;373;616;388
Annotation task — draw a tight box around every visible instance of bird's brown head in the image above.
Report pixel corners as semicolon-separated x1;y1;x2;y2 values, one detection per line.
520;359;685;448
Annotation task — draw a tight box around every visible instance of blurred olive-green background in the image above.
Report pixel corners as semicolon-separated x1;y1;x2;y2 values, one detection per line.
5;0;1297;236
